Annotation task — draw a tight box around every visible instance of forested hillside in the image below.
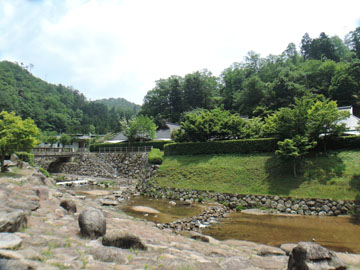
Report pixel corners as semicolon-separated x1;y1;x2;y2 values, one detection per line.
95;97;141;119
141;28;360;123
0;61;137;134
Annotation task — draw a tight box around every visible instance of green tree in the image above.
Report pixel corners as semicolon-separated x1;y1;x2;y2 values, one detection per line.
276;135;317;177
264;95;348;144
0;111;39;172
173;108;246;142
120;116;156;142
59;134;72;147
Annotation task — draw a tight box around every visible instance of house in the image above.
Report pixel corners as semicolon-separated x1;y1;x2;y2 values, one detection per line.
106;122;180;143
338;106;360;135
155;122;180;140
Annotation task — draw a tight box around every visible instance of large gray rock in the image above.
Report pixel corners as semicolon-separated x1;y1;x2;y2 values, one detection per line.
0;209;27;233
288;242;346;270
78;207;106;239
0;233;22;249
102;232;147;250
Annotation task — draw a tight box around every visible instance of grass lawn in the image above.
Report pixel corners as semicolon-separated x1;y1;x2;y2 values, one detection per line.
154;150;360;200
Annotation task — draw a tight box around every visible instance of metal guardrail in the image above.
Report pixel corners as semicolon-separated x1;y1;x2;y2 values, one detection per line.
98;146;153;153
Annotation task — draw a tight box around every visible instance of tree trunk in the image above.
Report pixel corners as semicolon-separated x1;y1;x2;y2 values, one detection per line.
293;159;297;178
1;149;5;173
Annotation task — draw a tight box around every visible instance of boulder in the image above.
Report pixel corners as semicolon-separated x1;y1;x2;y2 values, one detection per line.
288;242;346;270
102;232;147;250
78;207;106;239
0;209;27;233
60;200;77;214
0;233;22;249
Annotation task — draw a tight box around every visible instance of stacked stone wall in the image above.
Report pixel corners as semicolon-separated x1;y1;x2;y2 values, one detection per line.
138;165;357;216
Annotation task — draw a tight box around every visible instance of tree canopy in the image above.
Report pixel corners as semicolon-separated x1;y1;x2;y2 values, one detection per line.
0;111;39;172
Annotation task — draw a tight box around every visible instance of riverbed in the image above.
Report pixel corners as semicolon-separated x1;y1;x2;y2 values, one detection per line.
122;196;360;254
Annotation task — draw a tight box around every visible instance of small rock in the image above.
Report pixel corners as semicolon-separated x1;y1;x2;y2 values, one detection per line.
169;201;176;206
0;233;22;249
99;199;118;206
102;232;147;250
60;200;77;214
184;199;192;206
257;245;286;256
189;231;210;243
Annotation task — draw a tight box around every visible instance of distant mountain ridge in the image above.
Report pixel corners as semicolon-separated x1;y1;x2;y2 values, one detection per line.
0;60;138;134
95;97;141;113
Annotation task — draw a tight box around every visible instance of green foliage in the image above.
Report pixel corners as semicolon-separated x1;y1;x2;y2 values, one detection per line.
90;140;171;151
164;138;277;156
141;70;219;124
0;111;39;172
276;135;317;177
322;136;360;150
120;116;157;142
264;95;348;143
39;167;50;178
59;134;72;147
15;151;34;166
173;108;247;142
148;148;164;164
0;61;137;134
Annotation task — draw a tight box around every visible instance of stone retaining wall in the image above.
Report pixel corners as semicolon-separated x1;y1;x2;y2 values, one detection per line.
35;152;149;179
138;165;357;216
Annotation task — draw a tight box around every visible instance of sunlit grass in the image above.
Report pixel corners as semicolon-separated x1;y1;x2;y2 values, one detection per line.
154;150;360;200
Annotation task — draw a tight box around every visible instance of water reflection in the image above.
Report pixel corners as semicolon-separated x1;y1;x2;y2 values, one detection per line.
203;212;360;254
122;197;205;224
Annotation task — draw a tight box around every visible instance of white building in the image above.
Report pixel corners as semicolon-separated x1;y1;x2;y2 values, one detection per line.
338;106;360;135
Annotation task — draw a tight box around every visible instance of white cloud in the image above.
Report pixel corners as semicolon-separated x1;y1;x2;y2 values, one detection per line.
0;0;359;104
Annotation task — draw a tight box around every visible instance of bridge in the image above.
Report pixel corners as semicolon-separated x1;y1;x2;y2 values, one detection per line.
32;147;76;157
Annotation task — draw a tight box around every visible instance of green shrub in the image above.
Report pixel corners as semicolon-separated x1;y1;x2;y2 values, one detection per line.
148;148;164;164
320;136;360;150
15;152;34;166
90;140;172;151
39;167;50;178
164;138;278;156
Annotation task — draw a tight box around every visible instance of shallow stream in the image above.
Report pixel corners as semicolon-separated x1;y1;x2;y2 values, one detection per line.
122;196;360;254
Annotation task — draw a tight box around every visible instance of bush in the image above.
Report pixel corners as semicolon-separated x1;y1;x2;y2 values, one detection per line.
148;148;164;164
164;138;278;156
39;167;50;178
16;152;34;166
321;136;360;150
90;140;172;151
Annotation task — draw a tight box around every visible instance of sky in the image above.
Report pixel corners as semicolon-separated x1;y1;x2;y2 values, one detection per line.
0;0;359;105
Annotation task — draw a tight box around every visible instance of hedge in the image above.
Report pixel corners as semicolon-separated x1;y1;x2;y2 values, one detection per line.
148;148;164;164
318;135;360;150
164;138;278;156
90;140;172;151
16;152;34;166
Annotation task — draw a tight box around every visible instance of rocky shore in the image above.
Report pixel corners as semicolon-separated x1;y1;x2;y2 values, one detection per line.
1;164;360;269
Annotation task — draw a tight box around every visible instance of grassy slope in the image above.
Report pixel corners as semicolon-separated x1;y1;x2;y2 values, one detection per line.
154;150;360;200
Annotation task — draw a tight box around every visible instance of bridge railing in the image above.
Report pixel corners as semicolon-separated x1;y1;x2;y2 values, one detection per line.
98;146;153;153
32;147;75;156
